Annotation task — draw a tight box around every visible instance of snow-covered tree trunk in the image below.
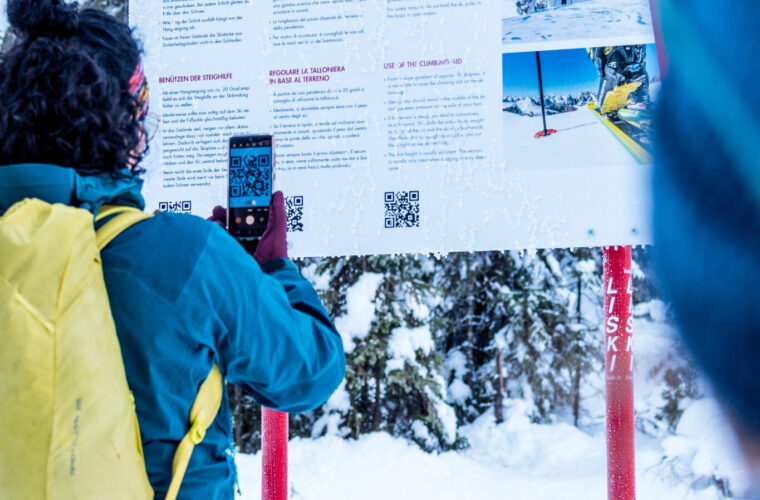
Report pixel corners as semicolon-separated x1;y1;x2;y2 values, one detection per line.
494;348;505;423
464;254;476;396
572;272;583;426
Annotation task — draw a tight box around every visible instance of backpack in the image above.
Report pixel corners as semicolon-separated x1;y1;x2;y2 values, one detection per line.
0;199;223;500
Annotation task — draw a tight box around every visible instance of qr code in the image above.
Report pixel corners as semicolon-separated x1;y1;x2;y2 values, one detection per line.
384;191;419;228
230;154;271;199
286;195;304;232
159;200;192;213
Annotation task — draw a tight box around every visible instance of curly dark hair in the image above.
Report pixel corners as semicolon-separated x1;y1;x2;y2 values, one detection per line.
0;0;145;177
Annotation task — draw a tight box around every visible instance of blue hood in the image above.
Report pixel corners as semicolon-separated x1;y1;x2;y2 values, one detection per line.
0;164;145;214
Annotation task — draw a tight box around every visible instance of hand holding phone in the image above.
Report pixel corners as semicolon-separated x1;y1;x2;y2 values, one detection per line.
208;206;227;229
252;191;288;263
227;135;274;252
208;191;288;264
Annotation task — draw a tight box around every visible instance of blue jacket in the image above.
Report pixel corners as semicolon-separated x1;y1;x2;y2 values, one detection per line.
0;164;346;499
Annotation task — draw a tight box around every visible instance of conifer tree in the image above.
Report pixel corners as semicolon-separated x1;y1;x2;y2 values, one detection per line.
434;249;601;424
312;255;458;451
83;0;126;20
1;29;13;52
228;385;262;453
433;251;518;424
499;250;567;420
552;248;604;426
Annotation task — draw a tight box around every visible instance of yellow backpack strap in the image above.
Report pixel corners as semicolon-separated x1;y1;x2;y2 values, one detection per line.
95;204;134;222
94;204;223;498
95;205;151;250
165;364;224;500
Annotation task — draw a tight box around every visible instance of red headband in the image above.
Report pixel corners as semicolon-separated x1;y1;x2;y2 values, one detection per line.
127;60;149;118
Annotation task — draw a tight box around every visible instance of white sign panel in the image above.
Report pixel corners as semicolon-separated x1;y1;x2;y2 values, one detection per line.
126;0;658;257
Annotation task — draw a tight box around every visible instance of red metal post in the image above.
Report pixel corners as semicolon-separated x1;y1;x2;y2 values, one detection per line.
262;408;288;500
603;246;635;500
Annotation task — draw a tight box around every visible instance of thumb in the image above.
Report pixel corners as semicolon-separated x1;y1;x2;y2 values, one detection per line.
212;205;227;220
269;191;286;232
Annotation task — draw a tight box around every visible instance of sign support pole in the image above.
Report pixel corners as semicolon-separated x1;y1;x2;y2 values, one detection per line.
262;408;288;500
603;246;635;500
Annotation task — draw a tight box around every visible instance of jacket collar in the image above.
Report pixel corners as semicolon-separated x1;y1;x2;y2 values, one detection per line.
0;164;145;215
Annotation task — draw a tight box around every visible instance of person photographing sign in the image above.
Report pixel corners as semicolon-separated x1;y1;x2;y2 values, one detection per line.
0;1;345;498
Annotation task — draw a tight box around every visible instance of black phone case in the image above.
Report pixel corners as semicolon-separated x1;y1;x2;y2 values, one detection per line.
227;135;273;242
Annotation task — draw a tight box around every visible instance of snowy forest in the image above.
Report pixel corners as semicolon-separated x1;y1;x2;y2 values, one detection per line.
243;249;747;498
251;248;668;449
0;1;751;498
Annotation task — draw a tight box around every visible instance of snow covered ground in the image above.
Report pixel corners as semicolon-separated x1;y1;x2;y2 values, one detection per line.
502;0;654;46
235;409;746;500
234;313;751;500
502;107;639;170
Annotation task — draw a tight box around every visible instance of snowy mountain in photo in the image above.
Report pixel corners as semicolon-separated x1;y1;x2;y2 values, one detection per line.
503;91;596;116
504;78;660;118
502;0;654;45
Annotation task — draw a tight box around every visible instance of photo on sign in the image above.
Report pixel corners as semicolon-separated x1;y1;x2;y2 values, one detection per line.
501;43;660;170
501;0;653;45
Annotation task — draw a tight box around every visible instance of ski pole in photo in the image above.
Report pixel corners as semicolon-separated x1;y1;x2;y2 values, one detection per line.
534;51;557;139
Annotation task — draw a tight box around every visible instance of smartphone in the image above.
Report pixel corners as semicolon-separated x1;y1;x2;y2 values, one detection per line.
227;134;274;252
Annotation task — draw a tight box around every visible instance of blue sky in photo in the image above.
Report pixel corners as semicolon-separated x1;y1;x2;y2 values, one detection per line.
502;44;660;98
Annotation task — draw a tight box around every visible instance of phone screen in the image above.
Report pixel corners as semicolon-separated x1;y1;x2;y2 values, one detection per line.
228;135;273;242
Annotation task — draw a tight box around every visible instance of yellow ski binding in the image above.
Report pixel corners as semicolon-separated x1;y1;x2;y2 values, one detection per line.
599;81;642;115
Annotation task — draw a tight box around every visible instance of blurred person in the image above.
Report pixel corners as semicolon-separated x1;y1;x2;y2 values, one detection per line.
0;0;345;498
652;0;760;495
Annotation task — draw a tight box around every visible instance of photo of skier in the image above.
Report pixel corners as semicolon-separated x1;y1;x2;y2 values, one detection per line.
590;45;649;107
502;0;654;46
501;43;660;170
585;45;653;164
